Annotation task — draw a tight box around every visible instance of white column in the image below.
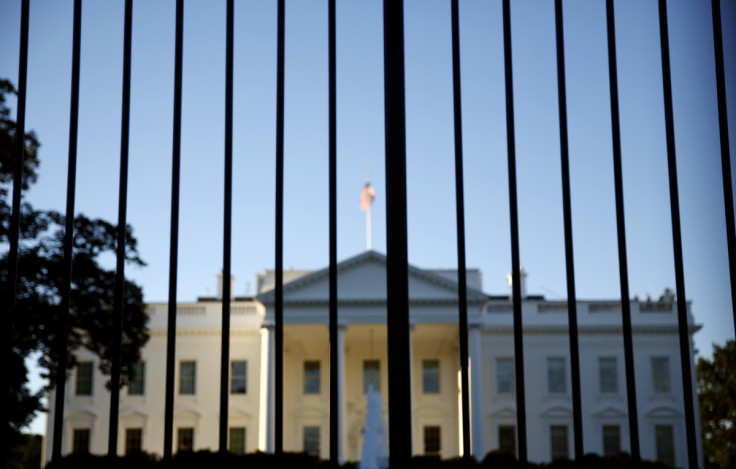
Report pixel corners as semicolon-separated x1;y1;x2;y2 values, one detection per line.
469;324;485;459
409;322;416;456
338;324;347;464
258;322;275;453
457;352;463;457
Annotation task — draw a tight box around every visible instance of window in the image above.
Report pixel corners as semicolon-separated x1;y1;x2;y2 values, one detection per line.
363;360;380;394
72;428;90;453
128;361;145;395
303;426;320;456
76;362;93;396
498;425;516;457
177;428;194;452
550;425;569;461
496;358;514;394
602;425;620;457
179;361;196;395
547;358;566;394
423;426;441;456
125;428;143;454
422;360;440;394
304;361;321;394
229;427;246;455
599;358;617;394
652;357;670;393
231;361;247;394
655;425;675;467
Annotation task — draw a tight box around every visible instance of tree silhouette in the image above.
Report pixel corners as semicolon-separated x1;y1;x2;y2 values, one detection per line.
1;79;149;440
697;340;736;468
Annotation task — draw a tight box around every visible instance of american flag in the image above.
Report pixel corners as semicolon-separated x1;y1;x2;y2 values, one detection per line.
360;183;375;211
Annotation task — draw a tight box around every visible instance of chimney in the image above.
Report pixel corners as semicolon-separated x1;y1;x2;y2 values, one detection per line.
216;271;236;300
506;266;527;300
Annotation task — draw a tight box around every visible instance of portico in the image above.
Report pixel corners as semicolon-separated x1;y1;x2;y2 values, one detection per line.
255;251;488;461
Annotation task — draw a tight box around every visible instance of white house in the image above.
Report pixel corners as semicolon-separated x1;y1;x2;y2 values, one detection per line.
43;250;702;467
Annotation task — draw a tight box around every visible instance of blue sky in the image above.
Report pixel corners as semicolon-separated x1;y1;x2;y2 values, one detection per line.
1;0;735;434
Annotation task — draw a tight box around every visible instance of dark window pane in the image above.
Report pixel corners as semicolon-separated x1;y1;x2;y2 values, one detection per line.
655;425;675;467
550;425;569;461
76;362;93;396
363;360;380;394
129;362;145;395
602;425;620;457
304;361;320;394
125;428;143;454
229;427;246;455
303;426;320;456
498;425;516;457
496;358;514;394
422;360;440;394
180;361;196;395
599;358;617;394
72;428;90;454
231;361;247;394
652;358;670;393
423;426;441;456
547;358;566;394
177;428;194;453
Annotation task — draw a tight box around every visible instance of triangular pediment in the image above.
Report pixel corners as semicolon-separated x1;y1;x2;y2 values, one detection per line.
65;410;97;421
645;405;682;418
293;405;328;418
228;408;253;420
257;251;488;305
591;406;627;419
174;409;201;419
120;409;148;421
491;406;517;418
414;403;448;417
541;406;573;418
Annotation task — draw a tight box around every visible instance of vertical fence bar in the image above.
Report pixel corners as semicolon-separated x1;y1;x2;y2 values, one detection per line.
712;0;736;337
501;1;528;465
605;1;641;463
163;0;184;460
51;0;82;460
218;0;234;454
274;0;285;456
553;1;584;465
383;0;412;466
328;0;339;464
449;0;471;459
108;0;133;457
656;2;699;467
4;0;29;454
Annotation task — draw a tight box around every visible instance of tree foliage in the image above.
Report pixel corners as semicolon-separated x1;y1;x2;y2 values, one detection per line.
1;78;149;435
697;340;736;469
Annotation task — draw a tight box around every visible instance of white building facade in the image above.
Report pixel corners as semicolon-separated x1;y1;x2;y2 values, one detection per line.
43;251;702;467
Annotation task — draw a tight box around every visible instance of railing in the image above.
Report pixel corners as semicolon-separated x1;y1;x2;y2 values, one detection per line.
4;1;734;468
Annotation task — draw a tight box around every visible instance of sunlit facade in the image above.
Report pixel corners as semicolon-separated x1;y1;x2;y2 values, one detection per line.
44;250;701;467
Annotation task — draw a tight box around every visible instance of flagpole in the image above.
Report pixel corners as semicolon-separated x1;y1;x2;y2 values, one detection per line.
361;171;375;252
367;204;372;251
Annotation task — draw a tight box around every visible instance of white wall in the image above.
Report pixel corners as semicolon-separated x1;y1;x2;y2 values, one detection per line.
44;272;700;468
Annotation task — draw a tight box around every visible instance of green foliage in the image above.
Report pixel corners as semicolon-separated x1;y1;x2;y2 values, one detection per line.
481;450;520;469
39;451;677;469
44;451;331;469
697;340;736;469
1;79;149;438
4;433;42;469
0;79;39;193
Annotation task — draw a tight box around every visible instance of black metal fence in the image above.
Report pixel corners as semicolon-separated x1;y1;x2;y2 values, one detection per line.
4;1;734;468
